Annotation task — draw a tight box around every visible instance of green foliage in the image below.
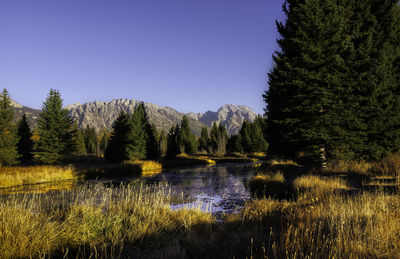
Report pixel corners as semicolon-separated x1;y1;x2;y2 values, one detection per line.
104;112;134;162
166;124;180;158
74;125;87;155
0;89;19;165
264;0;400;162
83;125;97;155
226;134;243;154
34;89;76;164
198;127;210;153
105;103;161;162
99;130;109;156
209;122;228;155
178;115;197;155
130;103;148;160
238;118;268;154
17;114;33;163
158;129;167;157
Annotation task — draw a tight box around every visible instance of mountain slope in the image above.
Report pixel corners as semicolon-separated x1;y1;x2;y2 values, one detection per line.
12;99;257;135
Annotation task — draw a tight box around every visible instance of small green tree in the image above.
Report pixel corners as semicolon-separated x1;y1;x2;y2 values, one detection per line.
0;89;19;165
34;89;76;164
17;114;34;163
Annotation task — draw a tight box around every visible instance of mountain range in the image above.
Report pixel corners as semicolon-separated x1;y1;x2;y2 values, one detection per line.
12;98;257;135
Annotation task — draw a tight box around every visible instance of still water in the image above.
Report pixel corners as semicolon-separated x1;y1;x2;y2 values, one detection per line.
1;163;259;213
141;163;258;213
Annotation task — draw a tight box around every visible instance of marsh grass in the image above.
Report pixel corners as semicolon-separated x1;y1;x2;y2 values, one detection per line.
325;160;372;175
293;174;349;198
0;184;214;258
249;172;296;200
0;166;79;189
1;173;399;258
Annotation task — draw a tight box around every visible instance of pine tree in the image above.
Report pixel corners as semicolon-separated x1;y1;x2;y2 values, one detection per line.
178;115;197;155
104;112;134;162
239;120;252;154
34;89;76;164
263;0;396;163
198;127;210;153
158;129;167;157
83;125;97;154
74;125;87;155
166;124;180;158
130;103;148;160
0;89;19;165
227;134;243;154
99;130;109;157
17;114;33;163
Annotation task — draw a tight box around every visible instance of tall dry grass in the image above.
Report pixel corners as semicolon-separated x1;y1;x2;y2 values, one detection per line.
0;184;214;258
240;175;400;258
0;166;79;188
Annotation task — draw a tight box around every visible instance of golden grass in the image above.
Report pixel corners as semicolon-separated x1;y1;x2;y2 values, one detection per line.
0;184;214;258
371;152;400;177
293;175;349;198
237;175;400;258
270;159;298;166
0;166;79;189
325;160;372;175
251;172;285;183
126;160;163;174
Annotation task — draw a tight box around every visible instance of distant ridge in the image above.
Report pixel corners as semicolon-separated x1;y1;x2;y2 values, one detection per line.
12;98;257;135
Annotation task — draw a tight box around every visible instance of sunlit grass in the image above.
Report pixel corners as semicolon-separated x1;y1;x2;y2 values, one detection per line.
0;184;214;258
293;174;349;198
0;166;79;188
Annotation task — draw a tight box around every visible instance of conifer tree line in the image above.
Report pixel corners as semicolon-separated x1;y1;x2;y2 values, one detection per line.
264;0;400;162
1;87;268;166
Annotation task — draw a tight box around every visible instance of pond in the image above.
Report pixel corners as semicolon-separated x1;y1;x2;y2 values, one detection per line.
1;163;260;214
141;163;258;213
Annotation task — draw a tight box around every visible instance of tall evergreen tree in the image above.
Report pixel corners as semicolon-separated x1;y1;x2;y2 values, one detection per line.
34;89;76;164
74;124;87;155
227;134;243;154
166;124;180;158
239;121;253;154
104;112;134;162
263;0;400;162
17;114;33;163
83;125;97;154
0;89;19;165
158;129;167;157
178;115;197;155
198;127;210;153
131;103;148;160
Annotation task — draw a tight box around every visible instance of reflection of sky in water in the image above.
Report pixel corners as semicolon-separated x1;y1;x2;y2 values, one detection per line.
142;163;257;213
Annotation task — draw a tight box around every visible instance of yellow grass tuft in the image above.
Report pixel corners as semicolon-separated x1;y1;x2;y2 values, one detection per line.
127;160;163;172
326;160;372;175
270;159;298;166
293;174;348;198
0;166;79;189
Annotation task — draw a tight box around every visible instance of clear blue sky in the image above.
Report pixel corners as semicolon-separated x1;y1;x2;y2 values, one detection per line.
0;0;285;114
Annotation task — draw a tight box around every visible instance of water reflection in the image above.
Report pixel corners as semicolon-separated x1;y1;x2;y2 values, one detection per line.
142;163;257;213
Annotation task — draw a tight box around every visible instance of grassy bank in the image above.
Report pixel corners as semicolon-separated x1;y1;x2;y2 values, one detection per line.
0;166;80;189
0;160;163;189
1;175;399;258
